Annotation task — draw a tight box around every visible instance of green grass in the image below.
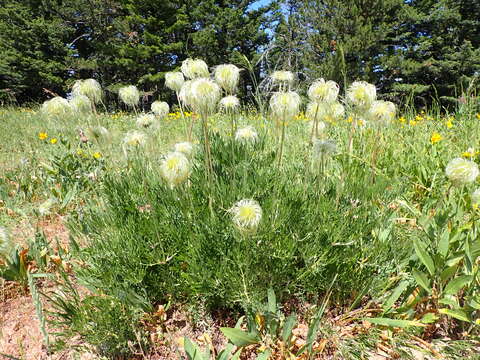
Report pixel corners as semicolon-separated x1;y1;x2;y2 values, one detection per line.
1;105;479;358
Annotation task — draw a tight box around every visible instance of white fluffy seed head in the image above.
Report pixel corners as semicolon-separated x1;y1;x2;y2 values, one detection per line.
41;97;72;116
136;113;158;130
229;199;262;233
119;85;140;107
330;102;345;120
369;100;396;123
165;72;185;92
151;101;170;118
72;79;102;103
220;95;240;111
174;142;194;157
160;152;191;187
235;126;258;144
0;226;12;258
347;81;376;108
271;71;294;84
472;188;480;206
189;78;221;114
313;139;337;158
307;120;327;135
181;58;209;79
123;130;147;150
308;79;339;103
70;95;92;113
179;80;194;107
270;91;301;120
306;102;328;121
445;158;480;186
215;64;240;94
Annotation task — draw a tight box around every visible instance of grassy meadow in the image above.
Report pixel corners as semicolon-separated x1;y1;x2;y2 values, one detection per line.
1;78;480;359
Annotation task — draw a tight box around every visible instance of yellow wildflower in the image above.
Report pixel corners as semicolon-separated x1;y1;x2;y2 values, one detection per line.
476;113;480;120
347;116;353;123
430;132;442;144
415;115;423;122
50;138;58;144
38;132;48;140
409;120;417;126
398;117;406;123
446;119;453;129
93;152;102;159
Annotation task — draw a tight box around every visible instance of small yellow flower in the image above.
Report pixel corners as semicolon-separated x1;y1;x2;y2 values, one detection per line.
93;152;102;159
77;149;83;156
476;113;480;120
430;132;442;144
347;116;353;123
446;120;453;129
415;115;423;122
50;138;58;144
38;132;48;140
409;120;417;126
398;117;406;123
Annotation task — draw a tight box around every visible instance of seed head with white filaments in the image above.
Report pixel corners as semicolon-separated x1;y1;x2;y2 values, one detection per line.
369;100;396;123
119;85;140;107
445;158;480;186
215;64;240;94
472;188;480;206
70;95;92;113
174;142;195;158
189;78;221;115
136;113;158;130
151;101;169;118
165;72;185;92
313;139;337;158
178;80;194;108
0;226;13;258
271;71;295;85
270;91;301;120
229;199;262;233
181;58;210;79
41;97;72;116
235;126;258;144
307;120;327;136
346;81;376;108
123;131;147;151
308;79;339;103
220;95;240;111
160;152;191;187
72;79;102;103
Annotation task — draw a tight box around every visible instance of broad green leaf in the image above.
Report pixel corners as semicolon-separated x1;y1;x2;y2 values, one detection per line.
440;264;458;283
438;229;450;257
282;313;297;344
255;350;271;360
364;317;425;328
443;275;473;295
267;288;276;314
438;308;471;322
439;296;458;307
184;337;207;360
445;255;463;267
413;238;435;275
412;269;431;293
220;328;259;347
383;281;409;311
217;343;235;360
420;312;439;324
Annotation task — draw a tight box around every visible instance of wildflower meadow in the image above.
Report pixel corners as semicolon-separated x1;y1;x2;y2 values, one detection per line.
1;56;479;359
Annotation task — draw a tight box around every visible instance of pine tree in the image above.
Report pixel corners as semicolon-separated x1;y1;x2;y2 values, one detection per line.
0;0;73;103
297;0;407;95
385;0;480;106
